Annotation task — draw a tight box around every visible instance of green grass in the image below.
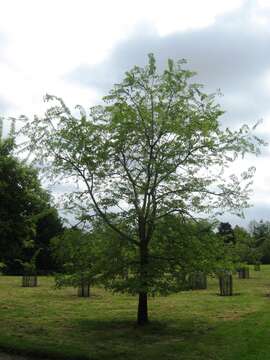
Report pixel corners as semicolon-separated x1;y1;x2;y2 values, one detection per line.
1;267;270;359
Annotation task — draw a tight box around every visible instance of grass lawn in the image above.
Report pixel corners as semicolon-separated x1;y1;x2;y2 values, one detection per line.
1;267;270;360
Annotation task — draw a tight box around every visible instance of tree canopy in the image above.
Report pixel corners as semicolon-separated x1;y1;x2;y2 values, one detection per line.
0;119;63;273
249;220;270;264
19;54;263;324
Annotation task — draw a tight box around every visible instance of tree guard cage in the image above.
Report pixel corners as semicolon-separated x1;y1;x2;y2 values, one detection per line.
218;272;233;296
22;275;38;287
188;272;207;290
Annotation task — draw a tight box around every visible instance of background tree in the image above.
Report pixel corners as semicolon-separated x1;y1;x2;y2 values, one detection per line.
218;222;235;244
52;217;222;297
234;225;261;265
34;208;64;273
0;119;62;273
17;244;41;274
82;216;221;295
249;220;270;264
20;55;263;325
52;228;101;296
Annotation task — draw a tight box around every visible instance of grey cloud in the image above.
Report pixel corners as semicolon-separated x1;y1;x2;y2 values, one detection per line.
65;1;270;227
222;203;270;228
67;2;270;127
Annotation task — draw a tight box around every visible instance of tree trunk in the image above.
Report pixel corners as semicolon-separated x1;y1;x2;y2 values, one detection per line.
78;282;90;297
137;292;148;325
137;226;149;325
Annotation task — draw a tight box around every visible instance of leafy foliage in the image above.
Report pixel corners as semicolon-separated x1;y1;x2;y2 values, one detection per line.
35;208;64;272
249;220;270;264
0;118;63;273
218;222;235;244
234;225;261;265
16;247;42;275
52;229;101;288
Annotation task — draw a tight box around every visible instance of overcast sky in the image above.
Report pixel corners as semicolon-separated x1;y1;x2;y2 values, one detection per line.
1;0;270;226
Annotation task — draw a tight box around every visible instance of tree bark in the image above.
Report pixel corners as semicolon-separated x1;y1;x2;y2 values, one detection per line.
137;292;148;325
78;282;90;297
137;227;149;325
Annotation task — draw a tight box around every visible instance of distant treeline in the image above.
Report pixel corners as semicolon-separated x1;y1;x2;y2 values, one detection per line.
218;221;270;264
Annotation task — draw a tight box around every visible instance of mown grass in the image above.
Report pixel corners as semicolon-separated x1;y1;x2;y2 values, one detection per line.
1;267;270;359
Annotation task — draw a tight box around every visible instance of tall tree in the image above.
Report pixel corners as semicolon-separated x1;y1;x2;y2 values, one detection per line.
218;222;235;244
0;119;62;272
20;55;263;324
35;208;64;272
249;220;270;264
233;225;261;265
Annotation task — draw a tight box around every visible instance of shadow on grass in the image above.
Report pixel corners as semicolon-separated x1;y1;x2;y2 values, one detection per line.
209;292;242;297
76;318;168;332
59;293;103;300
0;312;261;360
74;316;215;339
66;317;218;360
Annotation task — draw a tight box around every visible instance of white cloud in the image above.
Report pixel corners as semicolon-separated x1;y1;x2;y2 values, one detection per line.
0;0;246;115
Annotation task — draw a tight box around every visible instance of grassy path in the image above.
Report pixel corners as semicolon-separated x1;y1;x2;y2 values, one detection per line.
1;267;270;359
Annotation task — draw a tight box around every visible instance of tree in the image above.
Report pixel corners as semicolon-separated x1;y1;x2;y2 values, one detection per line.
19;54;263;325
234;225;261;265
17;246;42;275
249;220;270;264
52;228;100;295
218;222;235;244
35;208;64;273
0;119;62;273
